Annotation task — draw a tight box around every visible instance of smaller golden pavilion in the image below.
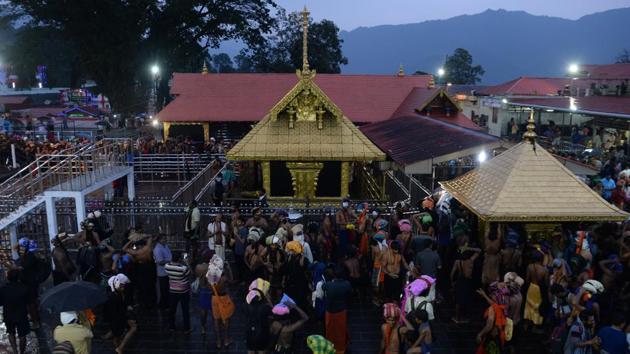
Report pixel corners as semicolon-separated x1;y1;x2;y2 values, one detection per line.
226;7;385;201
440;111;628;223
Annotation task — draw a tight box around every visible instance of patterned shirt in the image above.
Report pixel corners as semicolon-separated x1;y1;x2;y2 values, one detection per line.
164;262;191;293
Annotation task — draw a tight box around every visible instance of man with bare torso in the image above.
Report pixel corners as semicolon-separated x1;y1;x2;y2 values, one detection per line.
51;233;76;285
123;234;156;308
524;251;548;330
482;225;502;287
269;303;309;354
451;244;481;323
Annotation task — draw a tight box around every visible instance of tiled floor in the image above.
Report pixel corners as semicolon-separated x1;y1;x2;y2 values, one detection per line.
2;284;545;354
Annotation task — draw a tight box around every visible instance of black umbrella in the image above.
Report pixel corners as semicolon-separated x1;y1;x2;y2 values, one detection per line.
40;281;108;312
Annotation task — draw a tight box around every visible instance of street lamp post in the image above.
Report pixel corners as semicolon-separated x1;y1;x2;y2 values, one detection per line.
437;67;445;85
149;64;160;125
568;63;579;97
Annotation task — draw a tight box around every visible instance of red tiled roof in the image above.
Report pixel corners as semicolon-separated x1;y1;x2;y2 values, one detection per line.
479;77;571;96
0;96;29;105
508;96;630;118
390;87;483;130
360;115;498;165
425;112;484;131
160;73;433;123
390;87;441;118
580;64;630;80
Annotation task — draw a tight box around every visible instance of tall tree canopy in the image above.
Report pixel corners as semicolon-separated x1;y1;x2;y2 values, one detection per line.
443;48;485;84
617;49;630;64
237;9;347;73
5;0;277;112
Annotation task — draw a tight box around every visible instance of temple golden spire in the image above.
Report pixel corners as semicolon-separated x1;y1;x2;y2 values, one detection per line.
301;6;310;75
201;61;209;75
523;109;537;144
398;63;405;77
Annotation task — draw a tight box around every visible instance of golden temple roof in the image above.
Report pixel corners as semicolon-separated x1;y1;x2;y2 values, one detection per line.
226;109;385;161
227;9;385;163
440;141;628;222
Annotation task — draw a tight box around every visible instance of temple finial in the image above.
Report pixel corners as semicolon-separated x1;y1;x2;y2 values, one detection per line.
398;63;405;77
523;109;537;144
301;6;310;74
201;61;209;75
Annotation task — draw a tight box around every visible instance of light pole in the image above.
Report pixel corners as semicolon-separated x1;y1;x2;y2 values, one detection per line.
149;64;160;124
568;63;579;97
437;67;445;86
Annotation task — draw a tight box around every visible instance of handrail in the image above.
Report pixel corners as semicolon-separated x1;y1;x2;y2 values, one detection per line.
171;160;223;202
385;170;410;203
0;143;93;195
195;164;228;202
360;165;381;200
406;173;432;197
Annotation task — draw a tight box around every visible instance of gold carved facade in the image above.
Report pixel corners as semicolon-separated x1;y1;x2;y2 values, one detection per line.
286;162;323;199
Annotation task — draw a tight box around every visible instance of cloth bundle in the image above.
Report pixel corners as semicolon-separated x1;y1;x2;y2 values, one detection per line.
246;278;270;304
206;255;224;285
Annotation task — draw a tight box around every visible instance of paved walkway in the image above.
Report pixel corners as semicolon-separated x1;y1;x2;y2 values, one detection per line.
1;284;545;354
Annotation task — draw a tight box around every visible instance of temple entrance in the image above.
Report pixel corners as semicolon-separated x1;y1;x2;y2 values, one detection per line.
270;161;293;197
168;124;204;142
316;161;341;197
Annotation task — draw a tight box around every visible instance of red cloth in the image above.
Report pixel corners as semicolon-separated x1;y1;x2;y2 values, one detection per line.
611;188;625;209
326;310;349;353
484;303;507;345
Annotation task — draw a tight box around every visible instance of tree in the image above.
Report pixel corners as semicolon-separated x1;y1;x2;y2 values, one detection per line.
5;0;278;113
443;48;485;84
212;53;235;73
238;9;347;73
617;49;630;64
6;26;79;89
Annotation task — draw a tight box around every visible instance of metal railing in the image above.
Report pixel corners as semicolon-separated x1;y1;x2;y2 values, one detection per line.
131;153;224;183
0;143;93;197
195;164;229;203
0;143;127;220
384;170;410;204
359;164;382;200
171;160;225;203
537;136;586;155
392;170;432;205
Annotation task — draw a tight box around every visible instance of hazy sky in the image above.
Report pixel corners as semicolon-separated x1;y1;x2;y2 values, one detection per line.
276;0;630;30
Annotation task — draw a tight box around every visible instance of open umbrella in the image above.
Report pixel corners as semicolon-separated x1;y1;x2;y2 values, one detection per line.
40;281;108;312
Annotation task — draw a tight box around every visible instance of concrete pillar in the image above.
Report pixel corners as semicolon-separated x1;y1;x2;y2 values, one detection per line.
9;224;18;260
127;172;135;201
75;192;86;232
45;196;58;249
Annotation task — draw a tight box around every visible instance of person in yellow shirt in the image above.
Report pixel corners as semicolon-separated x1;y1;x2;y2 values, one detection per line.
53;311;93;354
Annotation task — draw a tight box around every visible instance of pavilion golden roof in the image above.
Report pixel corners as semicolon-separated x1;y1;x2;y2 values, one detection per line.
440;141;628;222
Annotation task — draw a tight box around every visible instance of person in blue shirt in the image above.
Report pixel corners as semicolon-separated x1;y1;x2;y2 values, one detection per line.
596;312;628;354
601;174;616;201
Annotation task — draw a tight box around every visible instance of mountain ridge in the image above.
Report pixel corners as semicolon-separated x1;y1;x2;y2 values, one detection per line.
339;7;630;83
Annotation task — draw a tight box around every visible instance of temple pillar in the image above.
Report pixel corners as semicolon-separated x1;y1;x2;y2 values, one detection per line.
163;122;171;141
261;162;271;196
340;162;351;198
286;162;323;200
203;122;210;142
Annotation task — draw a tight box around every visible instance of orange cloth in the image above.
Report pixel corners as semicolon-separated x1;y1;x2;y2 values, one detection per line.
484;303;507;345
211;285;235;321
326;310;349;354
